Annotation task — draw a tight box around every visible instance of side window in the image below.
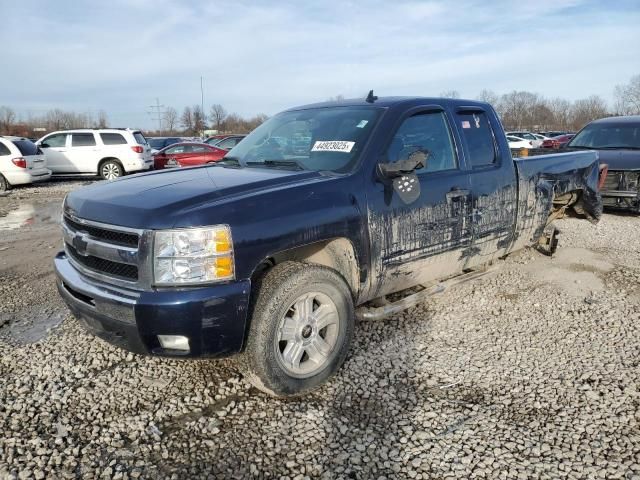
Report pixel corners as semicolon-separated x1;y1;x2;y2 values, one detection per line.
386;111;457;173
71;133;96;147
456;111;496;167
0;142;11;156
166;145;188;154
42;134;67;148
100;133;127;145
191;145;207;153
217;138;235;149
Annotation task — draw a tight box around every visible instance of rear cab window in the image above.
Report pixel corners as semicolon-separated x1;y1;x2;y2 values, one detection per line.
71;133;97;147
100;133;127;145
456;111;497;167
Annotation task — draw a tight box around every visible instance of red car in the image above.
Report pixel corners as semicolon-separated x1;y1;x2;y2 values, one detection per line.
153;142;227;169
541;134;575;149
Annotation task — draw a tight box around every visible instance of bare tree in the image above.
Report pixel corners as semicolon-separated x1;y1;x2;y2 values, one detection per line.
547;98;572;131
439;90;460;99
476;89;499;106
163;107;178;133
614;74;640;115
0;106;16;134
192;105;206;136
209;104;227;132
96;110;108;128
570;95;609;131
181;107;194;135
327;94;345;102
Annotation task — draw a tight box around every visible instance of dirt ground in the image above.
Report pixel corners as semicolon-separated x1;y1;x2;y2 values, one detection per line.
1;180;639;479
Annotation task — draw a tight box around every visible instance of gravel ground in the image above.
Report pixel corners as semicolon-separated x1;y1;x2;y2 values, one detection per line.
1;180;639;479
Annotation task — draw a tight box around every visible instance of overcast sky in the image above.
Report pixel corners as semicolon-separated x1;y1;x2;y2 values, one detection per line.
1;0;638;129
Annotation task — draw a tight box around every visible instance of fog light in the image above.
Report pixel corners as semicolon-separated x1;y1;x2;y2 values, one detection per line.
157;335;190;351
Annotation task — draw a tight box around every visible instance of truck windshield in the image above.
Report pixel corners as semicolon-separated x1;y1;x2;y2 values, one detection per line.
569;123;640;149
221;106;383;172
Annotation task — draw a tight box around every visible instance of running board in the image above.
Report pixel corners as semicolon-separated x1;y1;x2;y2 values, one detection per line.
356;268;496;321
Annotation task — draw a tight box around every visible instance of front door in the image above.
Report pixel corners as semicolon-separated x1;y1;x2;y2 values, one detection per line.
39;133;70;173
366;107;473;298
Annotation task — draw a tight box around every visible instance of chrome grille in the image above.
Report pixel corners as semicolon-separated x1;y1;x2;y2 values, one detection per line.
62;214;147;288
602;170;640;193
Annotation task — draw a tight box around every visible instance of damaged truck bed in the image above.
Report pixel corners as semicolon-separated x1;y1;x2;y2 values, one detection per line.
55;95;603;396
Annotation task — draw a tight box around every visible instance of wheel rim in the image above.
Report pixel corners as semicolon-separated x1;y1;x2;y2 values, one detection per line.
102;163;120;180
274;291;340;378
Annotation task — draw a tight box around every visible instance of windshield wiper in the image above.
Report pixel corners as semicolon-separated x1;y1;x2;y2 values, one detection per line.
212;157;242;167
246;160;305;171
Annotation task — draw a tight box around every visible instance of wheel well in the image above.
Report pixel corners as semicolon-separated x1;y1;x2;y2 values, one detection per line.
252;238;360;299
98;157;123;174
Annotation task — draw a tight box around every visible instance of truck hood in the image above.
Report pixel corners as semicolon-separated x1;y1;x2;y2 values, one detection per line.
564;147;640;170
64;165;327;229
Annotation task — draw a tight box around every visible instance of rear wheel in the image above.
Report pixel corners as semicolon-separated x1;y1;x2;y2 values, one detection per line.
100;160;123;180
0;174;8;192
236;262;354;397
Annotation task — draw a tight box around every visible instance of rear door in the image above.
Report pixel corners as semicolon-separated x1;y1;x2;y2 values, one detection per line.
67;132;99;173
367;106;473;297
455;107;518;266
179;144;210;167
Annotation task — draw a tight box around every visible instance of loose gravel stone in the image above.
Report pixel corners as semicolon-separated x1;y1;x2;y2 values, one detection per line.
1;182;639;479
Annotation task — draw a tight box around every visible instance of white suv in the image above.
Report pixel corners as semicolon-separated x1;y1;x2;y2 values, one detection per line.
36;129;152;180
0;136;51;192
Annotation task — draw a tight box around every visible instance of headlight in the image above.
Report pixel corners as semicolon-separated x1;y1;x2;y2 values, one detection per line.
153;226;234;285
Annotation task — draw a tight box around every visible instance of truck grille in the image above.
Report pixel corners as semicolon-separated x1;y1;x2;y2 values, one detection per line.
64;216;139;247
62;214;142;285
602;170;640;192
67;243;139;281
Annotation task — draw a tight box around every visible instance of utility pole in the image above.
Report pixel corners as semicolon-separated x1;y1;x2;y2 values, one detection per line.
147;98;165;132
200;76;205;136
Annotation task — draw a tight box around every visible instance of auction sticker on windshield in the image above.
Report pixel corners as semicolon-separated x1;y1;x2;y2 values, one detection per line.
311;141;355;153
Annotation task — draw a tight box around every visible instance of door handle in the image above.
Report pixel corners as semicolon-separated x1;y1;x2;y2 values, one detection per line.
446;189;469;200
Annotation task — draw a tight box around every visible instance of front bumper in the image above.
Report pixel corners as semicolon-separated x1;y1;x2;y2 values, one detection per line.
54;251;251;357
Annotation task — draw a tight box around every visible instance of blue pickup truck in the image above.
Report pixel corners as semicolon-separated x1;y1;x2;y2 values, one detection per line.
55;95;602;396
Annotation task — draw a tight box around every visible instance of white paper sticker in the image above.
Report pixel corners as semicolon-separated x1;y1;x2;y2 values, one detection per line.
311;141;355;153
356;120;368;128
461;121;471;129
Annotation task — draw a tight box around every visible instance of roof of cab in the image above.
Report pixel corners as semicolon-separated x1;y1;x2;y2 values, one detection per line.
286;96;491;111
589;115;640;125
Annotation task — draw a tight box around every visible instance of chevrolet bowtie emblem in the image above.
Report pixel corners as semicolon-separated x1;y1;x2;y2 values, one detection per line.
73;232;90;256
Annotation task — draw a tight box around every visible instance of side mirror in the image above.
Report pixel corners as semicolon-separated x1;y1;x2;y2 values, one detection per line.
377;149;428;179
40;143;50;148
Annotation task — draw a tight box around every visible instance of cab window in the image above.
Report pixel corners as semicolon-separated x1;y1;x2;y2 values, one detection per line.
457;111;496;167
386;111;457;173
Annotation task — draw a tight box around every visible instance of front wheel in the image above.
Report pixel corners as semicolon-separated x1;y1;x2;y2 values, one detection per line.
100;160;123;180
236;262;354;397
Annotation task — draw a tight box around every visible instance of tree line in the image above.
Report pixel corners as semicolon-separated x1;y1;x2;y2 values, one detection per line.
0;74;638;137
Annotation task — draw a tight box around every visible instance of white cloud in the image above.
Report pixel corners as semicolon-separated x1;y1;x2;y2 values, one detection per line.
0;0;638;128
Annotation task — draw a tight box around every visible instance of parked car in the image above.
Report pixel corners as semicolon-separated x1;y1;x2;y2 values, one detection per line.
204;134;246;150
506;135;533;149
506;131;543;148
54;96;602;397
541;134;575;149
0;136;51;192
540;131;572;138
565;115;640;212
36;129;152;180
147;137;183;154
153;142;227;169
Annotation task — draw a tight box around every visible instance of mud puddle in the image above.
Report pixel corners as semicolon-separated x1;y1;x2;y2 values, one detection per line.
0;202;61;230
0;307;67;343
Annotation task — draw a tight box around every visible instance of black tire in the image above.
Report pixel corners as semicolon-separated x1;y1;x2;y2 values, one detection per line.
99;160;124;180
0;174;8;192
236;261;354;397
